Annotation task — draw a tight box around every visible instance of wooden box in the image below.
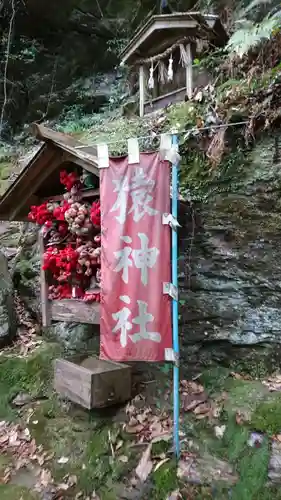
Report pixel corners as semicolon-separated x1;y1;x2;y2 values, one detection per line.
54;357;132;409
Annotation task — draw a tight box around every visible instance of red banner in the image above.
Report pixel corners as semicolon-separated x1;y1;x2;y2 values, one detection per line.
100;152;172;362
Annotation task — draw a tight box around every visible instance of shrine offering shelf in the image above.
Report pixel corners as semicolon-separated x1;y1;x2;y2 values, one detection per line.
43;188;99;203
39;229;100;326
51;298;100;325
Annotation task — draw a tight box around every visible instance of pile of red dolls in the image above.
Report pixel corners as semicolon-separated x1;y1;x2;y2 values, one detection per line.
28;170;101;302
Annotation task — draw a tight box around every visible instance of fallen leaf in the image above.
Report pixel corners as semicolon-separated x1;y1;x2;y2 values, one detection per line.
125;423;144;434
57;482;69;491
68;474;78;487
39;469;52;488
126;403;135;414
230;372;243;380
181;380;204;394
119;455;129;463
231;372;251;381
116;440;123;451
167;490;181;500
136;444;153;482
0;468;11;484
12;393;32;407
15;458;29;470
210;403;222;419
262;374;281;392
58;456;69;465
196;116;204;128
37;455;45;466
182;391;208;412
215;425;226;439
21;428;31;441
151;433;172;444
149;421;163;438
9;430;20;446
130;476;139;487
0;435;9;446
91;492;101;500
193;403;210;416
154;457;170;472
235;410;250;425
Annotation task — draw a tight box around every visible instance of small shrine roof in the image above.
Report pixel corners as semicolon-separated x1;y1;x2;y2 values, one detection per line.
120;12;228;66
0;124;99;221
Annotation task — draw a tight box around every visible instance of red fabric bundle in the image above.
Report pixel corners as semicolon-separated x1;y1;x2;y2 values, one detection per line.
90;200;101;227
60;170;81;192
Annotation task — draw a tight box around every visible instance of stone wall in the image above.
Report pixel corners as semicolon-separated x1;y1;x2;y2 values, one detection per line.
179;135;281;346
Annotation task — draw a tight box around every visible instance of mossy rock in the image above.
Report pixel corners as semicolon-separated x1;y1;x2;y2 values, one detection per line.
223;379;269;417
251;395;281;435
0;342;61;420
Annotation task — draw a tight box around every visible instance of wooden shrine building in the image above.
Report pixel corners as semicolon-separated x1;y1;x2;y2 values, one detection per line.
120;11;228;116
0;124;133;409
0;124;101;327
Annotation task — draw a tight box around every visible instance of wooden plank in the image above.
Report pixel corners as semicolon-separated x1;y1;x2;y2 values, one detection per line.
51;299;100;324
145;85;186;105
10;147;61;220
54;359;93;409
63;153;100;177
186;44;193;99
144;87;186;114
139;65;145;118
32;124;99;177
43;188;99;203
32;123;96;154
38;228;51;327
0;145;46;217
92;363;132;408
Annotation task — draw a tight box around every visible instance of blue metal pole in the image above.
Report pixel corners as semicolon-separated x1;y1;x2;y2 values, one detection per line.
172;134;180;458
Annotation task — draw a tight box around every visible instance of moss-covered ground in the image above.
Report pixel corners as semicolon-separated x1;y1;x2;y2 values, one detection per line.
0;340;281;499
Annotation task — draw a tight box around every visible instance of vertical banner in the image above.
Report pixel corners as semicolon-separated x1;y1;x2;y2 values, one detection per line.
100;152;172;362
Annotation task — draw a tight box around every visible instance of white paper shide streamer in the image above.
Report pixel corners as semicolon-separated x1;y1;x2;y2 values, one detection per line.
148;61;154;89
167;55;173;82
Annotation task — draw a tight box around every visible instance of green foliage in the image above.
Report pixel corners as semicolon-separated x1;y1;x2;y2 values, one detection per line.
226;0;281;57
226;17;279;57
0;343;61;420
107;38;128;58
231;443;269;500
0;485;39;500
152;461;178;500
251;396;281;434
199;366;231;394
209;417;269;500
56;106;102;134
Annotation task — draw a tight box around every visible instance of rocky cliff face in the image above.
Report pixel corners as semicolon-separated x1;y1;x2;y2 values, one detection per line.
179;134;281;347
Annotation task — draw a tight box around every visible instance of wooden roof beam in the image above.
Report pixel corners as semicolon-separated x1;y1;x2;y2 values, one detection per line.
121;18;197;66
10;149;63;220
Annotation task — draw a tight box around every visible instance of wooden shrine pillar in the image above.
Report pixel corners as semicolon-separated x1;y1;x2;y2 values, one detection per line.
139;65;145;117
185;44;193;99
